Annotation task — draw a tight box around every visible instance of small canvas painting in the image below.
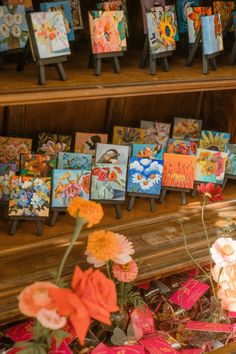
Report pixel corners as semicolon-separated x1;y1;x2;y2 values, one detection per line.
88;10;127;54
20;154;57;177
70;0;83;29
51;169;91;207
2;0;33;10
167;139;198;155
95;143;129;164
199;130;230;152
187;7;212;44
38;133;71;154
0;5;29;53
0;136;32;171
140;121;171;146
173;117;202;140
141;0;165;35
58;152;92;170
195;149;228;184
176;0;200;33
213;1;234;30
225;144;236;176
112;126;144;145
127;157;163;195
8;176;51;217
0;163;16;202
132;143;164;160
90;164;127;201
74;132;108;156
162;153;196;188
202;15;223;55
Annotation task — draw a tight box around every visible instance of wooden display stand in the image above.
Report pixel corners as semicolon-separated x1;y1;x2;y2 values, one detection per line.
9;216;46;236
150;50;172;75
222;174;236;189
0;44;29;72
159;187;191;205
93;52;123;76
127;192;159;212
36;56;67;85
0;201;9;221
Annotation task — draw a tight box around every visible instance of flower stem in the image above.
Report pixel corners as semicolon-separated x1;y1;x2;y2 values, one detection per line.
106;261;112;280
56;218;85;284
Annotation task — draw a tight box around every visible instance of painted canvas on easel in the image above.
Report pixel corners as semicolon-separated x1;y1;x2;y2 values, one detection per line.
132;143;164;159
162;153;196;188
199;130;230;152
167;139;193;155
176;0;200;33
0;163;16;202
88;10;127;54
38;133;72;154
225;144;236;175
213;1;235;31
141;121;171;146
70;0;83;29
187;7;212;44
95;143;129;164
8;176;51;217
51;169;91;207
202;14;223;55
172;117;202;140
74;132;108;156
58;152;92;170
127;157;163;195
113;126;144;145
90;164;126;201
20;154;57;177
195;149;228;184
0;136;32;171
2;0;33;10
0;5;29;53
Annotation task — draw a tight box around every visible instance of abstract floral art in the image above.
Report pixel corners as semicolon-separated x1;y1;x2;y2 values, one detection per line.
57;152;92;170
112;126;144;145
20;154;57;177
167;139;197;155
213;1;235;30
0;163;16;202
173;117;202;140
0;136;32;171
141;121;171;146
38;133;71;154
187;6;212;44
132;143;164;160
225;144;236;176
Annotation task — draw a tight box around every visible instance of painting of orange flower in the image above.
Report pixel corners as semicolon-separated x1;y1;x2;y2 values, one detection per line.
187;6;212;44
213;1;235;30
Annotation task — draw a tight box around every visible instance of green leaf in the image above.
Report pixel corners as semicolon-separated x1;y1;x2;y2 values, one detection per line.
51;329;70;348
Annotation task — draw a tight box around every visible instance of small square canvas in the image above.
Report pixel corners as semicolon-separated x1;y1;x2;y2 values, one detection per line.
0;5;29;53
165;5;179;41
226;144;236;176
167;139;198;155
28;12;71;59
70;0;83;29
58;152;92;170
51;169;91;207
199;130;230;152
88;10;127;54
20;154;57;177
112;126;144;145
90;164;127;201
0;163;16;202
127;157;163;195
132;144;164;160
176;0;200;33
202;15;223;55
2;0;33;10
0;136;32;171
187;7;212;44
162;153;196;189
195;149;228;184
213;1;235;31
74;132;108;156
38;133;71;154
8;176;51;217
40;1;75;41
95;143;129;164
140;0;165;35
140;121;171;146
172;118;202;140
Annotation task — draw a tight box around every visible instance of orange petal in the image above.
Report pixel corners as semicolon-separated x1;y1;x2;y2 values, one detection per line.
70;312;91;346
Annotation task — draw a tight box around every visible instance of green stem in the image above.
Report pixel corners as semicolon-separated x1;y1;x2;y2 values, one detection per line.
56;217;85;284
106;261;112;280
121;282;125;307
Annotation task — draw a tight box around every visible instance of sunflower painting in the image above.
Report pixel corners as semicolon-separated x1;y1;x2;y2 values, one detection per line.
187;7;212;44
199;130;230;152
202;14;223;55
225;144;236;176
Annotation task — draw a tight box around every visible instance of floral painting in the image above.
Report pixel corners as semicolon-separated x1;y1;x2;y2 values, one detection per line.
20;154;57;177
112;126;144;145
74;132;108;156
176;0;200;33
162;153;196;189
167;139;197;155
202;15;223;55
195;149;228;184
38;133;71;154
8;176;51;217
187;7;212;44
213;1;234;30
88;10;127;54
0;136;32;171
127;157;163;195
0;163;16;202
29;12;71;59
172;117;202;140
90;164;127;201
58;152;92;170
132;144;164;160
95;143;129;164
0;5;29;52
51;169;91;207
2;0;33;10
199;130;230;152
160;5;179;41
140;121;171;146
225;144;236;176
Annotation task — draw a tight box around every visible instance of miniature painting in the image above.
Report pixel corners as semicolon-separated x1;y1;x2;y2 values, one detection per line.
187;7;212;44
132;144;164;160
88;10;127;54
141;0;165;35
176;0;200;33
8;176;51;217
40;1;75;41
0;5;29;52
74;132;108;156
38;133;71;154
127;157;163;195
2;0;33;10
213;1;234;30
0;163;16;202
70;0;83;29
51;169;91;207
140;121;171;145
58;152;92;170
165;4;179;41
195;149;228;184
225;144;236;176
202;15;223;55
95;143;129;164
0;136;32;171
199;130;230;152
162;153;196;189
29;12;71;59
20;154;57;177
112;126;144;145
90;164;127;201
167;139;198;155
172;117;202;140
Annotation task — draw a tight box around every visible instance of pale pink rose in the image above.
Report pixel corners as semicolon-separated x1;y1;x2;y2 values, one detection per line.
37;308;67;330
92;15;120;54
210;237;236;267
112;260;138;282
217;287;236;312
213;264;236;312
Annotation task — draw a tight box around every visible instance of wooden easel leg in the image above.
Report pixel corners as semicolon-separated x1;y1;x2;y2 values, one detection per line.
88;53;94;68
202;54;208;75
159;189;166;204
38;64;46;85
115;204;122;219
228;42;236;65
190;185;197;197
181;192;186;206
36;220;43;236
16;52;25;72
113;56;120;73
127;196;135;211
222;177;228;190
49;211;58;227
94;57;102;76
9;219;18;235
56;62;66;81
3;206;8;221
162;57;169;72
140;35;149;69
150;56;156;75
210;57;217;71
149;198;156;212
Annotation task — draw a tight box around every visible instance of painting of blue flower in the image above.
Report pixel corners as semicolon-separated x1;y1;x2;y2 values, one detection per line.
58;152;92;170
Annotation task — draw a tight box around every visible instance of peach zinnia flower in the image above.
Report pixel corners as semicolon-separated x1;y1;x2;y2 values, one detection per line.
37;308;67;330
210;237;236;267
112;260;138;282
212;264;236;312
67;196;104;228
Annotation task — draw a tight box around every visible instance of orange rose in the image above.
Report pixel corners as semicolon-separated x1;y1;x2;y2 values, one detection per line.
108;171;117;182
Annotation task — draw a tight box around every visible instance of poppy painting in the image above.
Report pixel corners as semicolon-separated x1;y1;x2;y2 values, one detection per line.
0;163;16;202
199;130;230;152
225;144;236;176
20;154;57;177
74;132;108;156
202;15;223;55
112;126;144;145
172;117;202;140
187;7;212;44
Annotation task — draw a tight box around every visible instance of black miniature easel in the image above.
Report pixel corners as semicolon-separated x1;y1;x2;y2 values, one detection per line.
9;216;45;236
228;17;236;65
222;174;236;189
127;192;159;212
36;56;67;85
0;201;9;221
93;52;123;76
159;186;191;205
0;43;29;72
149;50;172;75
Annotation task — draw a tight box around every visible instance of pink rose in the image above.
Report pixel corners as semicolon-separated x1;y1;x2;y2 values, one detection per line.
212;264;236;312
210;237;236;267
37;308;67;330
